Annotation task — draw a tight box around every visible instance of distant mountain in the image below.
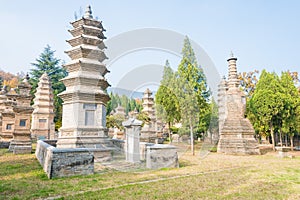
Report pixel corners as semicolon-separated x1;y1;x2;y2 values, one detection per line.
108;87;157;99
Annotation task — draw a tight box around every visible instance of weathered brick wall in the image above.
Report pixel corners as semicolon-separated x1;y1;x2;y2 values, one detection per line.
35;140;94;179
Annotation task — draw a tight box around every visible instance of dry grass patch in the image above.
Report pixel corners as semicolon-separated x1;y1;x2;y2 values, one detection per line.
0;145;300;200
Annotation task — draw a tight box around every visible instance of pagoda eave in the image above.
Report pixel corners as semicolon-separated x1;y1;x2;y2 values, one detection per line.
65;46;107;61
63;59;108;75
67;35;106;49
70;17;105;31
58;91;110;104
68;26;106;39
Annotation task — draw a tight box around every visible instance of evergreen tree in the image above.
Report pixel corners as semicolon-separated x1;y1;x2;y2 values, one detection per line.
175;36;210;155
29;45;67;130
249;70;284;150
280;72;300;149
155;60;181;142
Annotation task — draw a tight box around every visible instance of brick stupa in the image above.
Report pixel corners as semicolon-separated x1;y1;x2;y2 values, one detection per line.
31;73;55;140
57;5;112;150
217;53;260;155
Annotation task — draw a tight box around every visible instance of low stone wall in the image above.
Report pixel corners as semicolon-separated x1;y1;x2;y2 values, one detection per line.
112;139;154;161
35;140;94;179
146;144;179;169
140;142;152;161
43;139;57;147
112;139;125;151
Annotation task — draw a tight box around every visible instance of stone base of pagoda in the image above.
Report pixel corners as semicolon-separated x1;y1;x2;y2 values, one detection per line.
217;118;260;155
57;127;115;161
9;140;32;154
31;129;55;140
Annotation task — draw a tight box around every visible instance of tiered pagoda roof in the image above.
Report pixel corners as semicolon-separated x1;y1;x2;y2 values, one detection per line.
59;5;110;104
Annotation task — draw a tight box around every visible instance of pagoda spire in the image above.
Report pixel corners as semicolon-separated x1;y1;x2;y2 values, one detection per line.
227;52;239;89
84;5;93;19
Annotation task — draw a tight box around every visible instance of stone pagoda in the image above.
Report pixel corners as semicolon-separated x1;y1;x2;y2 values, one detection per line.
140;88;157;143
114;104;126;118
217;53;260;155
9;77;34;154
0;87;17;144
31;73;55;140
57;5;112;150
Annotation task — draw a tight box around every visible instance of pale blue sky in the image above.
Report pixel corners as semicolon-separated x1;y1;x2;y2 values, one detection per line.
0;0;299;92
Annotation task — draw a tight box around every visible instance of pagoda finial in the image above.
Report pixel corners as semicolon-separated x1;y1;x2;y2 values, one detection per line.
230;51;234;58
23;73;30;83
84;5;93;19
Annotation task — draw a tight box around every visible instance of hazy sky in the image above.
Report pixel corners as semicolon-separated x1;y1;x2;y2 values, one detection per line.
0;0;299;92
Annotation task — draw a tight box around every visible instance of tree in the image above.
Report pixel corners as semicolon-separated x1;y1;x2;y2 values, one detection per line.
175;36;210;155
238;70;259;98
280;72;300;150
3;77;19;89
155;60;181;142
106;93;143;116
249;70;284;150
106;114;126;130
29;45;67;130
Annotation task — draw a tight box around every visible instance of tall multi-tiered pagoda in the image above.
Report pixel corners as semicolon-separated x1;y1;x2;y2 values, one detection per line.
57;5;111;149
0;87;16;144
217;53;260;155
9;77;34;154
140;88;158;142
31;73;55;140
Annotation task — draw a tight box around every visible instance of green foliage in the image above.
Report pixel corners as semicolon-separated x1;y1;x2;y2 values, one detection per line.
29;45;67;130
136;112;151;127
106;114;126;130
106;93;142;116
155;37;211;154
279;72;300;143
169;126;179;134
248;70;300;149
175;36;210;136
155;60;181;129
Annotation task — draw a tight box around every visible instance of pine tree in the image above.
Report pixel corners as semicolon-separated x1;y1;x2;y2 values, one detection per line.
175;36;210;155
29;45;67;130
155;60;181;142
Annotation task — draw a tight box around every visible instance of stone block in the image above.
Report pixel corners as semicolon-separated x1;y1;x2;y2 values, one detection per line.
13;146;32;154
35;140;94;179
146;144;179;169
0;141;10;149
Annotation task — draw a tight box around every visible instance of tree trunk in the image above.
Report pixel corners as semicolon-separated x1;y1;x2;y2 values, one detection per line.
168;122;172;144
279;129;283;147
190;123;194;156
270;124;276;151
290;134;294;151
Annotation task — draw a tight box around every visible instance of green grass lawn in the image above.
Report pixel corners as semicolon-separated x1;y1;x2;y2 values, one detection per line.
0;145;300;200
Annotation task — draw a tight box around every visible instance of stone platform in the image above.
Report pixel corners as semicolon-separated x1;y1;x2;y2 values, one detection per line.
217;119;260;155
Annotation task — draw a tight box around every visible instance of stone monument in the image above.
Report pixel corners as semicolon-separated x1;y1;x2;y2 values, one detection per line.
123;118;142;163
9;77;34;154
57;5;112;150
31;73;55;140
217;53;260;155
140;88;157;143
